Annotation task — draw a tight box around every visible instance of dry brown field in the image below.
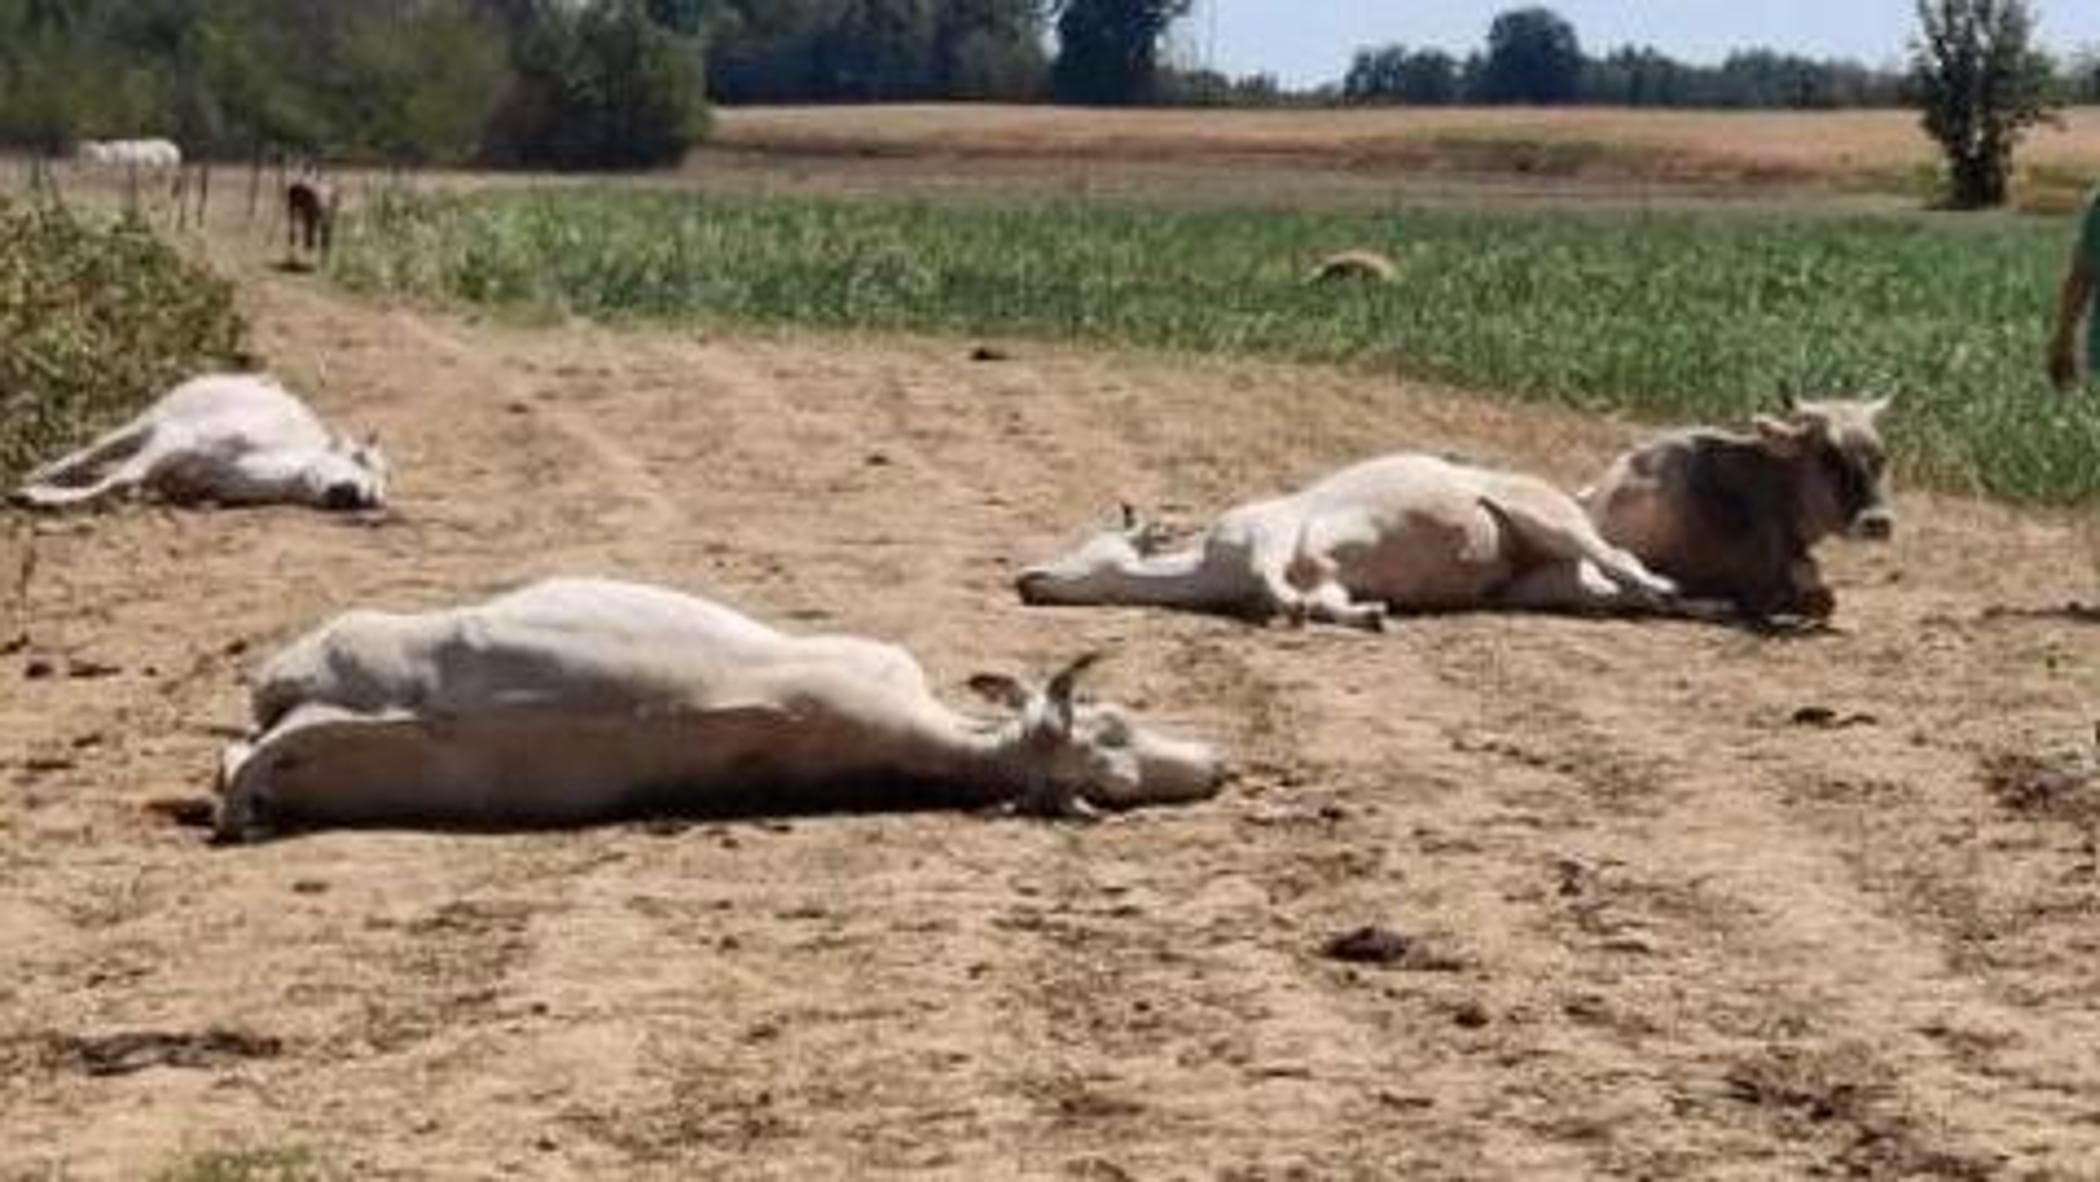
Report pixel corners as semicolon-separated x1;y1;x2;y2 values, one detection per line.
712;103;2100;191
3;122;2100;1178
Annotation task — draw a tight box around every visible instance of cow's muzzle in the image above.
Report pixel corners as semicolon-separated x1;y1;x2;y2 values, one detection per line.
1849;509;1894;542
321;482;369;511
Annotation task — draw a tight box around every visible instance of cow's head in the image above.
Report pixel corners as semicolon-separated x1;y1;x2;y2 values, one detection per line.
967;651;1226;816
311;432;389;511
1753;395;1893;544
1015;504;1175;606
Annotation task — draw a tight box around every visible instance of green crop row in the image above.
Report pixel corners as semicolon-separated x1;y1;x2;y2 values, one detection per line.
331;187;2098;503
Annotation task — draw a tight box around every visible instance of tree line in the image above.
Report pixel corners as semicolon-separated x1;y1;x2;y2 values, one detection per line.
4;0;2094;174
1344;6;2098;109
0;0;709;167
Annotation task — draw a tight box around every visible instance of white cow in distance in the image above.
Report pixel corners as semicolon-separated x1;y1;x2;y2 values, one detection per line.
1017;452;1684;629
212;577;1228;841
76;138;182;168
13;374;388;512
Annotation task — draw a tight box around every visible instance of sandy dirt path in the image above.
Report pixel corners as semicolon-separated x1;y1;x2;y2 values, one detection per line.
5;276;2100;1180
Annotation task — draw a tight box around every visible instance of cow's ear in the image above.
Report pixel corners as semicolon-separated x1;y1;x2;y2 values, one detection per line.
966;673;1032;712
1864;395;1893;422
1753;415;1808;457
1044;650;1104;734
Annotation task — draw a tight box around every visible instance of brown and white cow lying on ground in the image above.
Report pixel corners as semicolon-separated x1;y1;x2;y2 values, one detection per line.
1580;396;1894;620
212;577;1227;841
13;374;388;512
1016;452;1683;629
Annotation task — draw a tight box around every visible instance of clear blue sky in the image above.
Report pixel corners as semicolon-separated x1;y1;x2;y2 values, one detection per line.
1194;1;2100;86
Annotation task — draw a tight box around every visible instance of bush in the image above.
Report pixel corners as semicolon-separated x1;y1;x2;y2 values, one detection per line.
0;200;253;486
483;0;710;170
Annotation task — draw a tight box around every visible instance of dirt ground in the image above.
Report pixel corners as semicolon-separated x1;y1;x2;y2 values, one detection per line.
7;260;2100;1178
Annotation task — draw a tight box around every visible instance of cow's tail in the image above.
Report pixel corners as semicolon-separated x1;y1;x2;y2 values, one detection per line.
13;418;154;508
1477;492;1675;600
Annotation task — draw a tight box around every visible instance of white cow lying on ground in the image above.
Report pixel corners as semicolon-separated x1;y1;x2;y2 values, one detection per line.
14;374;388;512
76;138;183;168
212;577;1227;840
1017;452;1682;629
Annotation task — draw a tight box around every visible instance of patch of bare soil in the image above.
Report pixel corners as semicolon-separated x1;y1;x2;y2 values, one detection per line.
6;275;2100;1179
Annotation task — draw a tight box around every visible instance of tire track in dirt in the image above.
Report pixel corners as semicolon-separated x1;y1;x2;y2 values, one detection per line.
1413;617;2100;1174
381;314;683;550
20;273;2100;1175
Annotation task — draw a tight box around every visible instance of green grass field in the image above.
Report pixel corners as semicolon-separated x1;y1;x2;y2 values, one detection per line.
331;187;2099;504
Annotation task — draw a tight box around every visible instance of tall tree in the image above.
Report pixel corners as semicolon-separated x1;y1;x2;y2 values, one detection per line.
1474;6;1582;104
1050;0;1191;105
1912;0;2058;208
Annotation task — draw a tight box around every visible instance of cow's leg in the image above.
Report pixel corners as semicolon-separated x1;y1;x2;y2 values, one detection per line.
1244;523;1309;625
1498;561;1737;621
1299;578;1386;631
1481;491;1677;602
1498;559;1625;613
18;419;152;489
1782;557;1836;619
14;444;161;509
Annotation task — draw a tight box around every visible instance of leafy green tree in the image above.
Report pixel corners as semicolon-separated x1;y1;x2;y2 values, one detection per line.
1474;6;1583;104
1345;45;1459;105
1912;0;2058;208
338;0;509;164
487;0;708;168
1051;0;1191;105
934;0;1044;100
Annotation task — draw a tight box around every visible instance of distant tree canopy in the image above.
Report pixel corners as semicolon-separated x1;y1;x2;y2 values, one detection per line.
1475;6;1583;104
702;0;1049;104
0;0;709;168
1346;41;1911;109
1343;4;1919;111
1051;0;1194;105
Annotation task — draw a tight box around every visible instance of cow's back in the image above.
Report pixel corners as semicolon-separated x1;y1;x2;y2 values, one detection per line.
153;375;334;453
257;578;838;725
1592;431;1802;607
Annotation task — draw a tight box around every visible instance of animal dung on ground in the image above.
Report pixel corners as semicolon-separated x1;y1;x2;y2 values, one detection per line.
1979;750;2094;816
1788;704;1877;730
45;1027;281;1077
1324;925;1413;964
